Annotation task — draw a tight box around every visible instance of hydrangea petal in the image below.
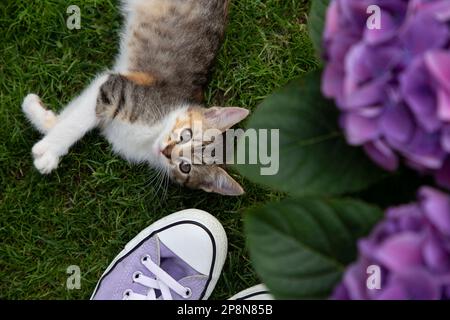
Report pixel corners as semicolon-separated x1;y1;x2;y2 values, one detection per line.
441;126;450;153
425;50;450;92
436;89;450;122
364;139;399;171
339;0;374;30
401;130;446;169
401;10;449;56
327;32;359;64
345;44;402;95
401;58;440;133
364;11;397;44
345;76;388;109
419;186;450;236
333;187;450;300
342;113;380;145
388;204;424;233
341;263;367;300
415;0;450;22
376;282;408;300
380;104;414;144
344;44;372;94
390;270;440;300
423;233;450;272
324;0;340;41
435;158;450;189
331;283;350;300
322;64;344;101
374;233;424;272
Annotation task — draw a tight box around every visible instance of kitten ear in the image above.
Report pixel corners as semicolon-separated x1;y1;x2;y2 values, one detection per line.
203;107;250;132
200;167;245;196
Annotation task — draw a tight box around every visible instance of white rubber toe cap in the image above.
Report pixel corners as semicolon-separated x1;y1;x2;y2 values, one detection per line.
156;209;227;277
158;223;214;275
229;284;274;300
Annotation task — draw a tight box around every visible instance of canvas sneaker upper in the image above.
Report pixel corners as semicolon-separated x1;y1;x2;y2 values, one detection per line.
91;209;228;300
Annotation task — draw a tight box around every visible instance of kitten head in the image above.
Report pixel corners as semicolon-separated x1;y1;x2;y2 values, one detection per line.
157;106;250;196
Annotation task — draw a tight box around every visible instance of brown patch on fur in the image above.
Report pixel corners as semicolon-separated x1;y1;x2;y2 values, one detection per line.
132;29;147;43
224;0;231;19
193;88;204;103
174;116;190;131
173;108;203;131
136;0;175;18
137;0;172;15
180;108;204;139
32;97;58;130
124;72;156;86
43;112;57;130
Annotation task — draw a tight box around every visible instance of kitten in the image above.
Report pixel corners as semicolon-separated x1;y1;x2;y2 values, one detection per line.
22;0;249;196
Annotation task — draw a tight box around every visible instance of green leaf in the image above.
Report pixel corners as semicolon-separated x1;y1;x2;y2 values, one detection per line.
235;71;384;196
308;0;330;58
245;197;383;299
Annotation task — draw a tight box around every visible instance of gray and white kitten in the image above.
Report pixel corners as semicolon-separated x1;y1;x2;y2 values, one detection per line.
22;0;249;196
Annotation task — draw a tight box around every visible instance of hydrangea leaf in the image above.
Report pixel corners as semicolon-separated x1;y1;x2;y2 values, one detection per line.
235;71;384;196
308;0;330;58
245;197;383;299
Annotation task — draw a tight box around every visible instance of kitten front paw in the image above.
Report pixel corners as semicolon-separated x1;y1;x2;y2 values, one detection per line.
22;93;41;109
32;141;60;174
22;94;57;133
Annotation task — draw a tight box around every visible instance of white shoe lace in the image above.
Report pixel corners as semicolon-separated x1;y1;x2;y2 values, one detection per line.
122;254;192;300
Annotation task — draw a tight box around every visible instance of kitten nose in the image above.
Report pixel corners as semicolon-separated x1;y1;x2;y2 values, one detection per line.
162;144;174;159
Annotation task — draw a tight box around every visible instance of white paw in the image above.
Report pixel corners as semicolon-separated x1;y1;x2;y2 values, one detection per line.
22;94;57;132
32;141;60;175
22;93;42;113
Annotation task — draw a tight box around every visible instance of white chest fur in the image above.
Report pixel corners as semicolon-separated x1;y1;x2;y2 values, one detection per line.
101;120;163;165
100;107;186;168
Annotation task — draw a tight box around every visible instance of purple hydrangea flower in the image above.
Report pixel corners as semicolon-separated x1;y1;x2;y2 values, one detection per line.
332;187;450;300
323;0;450;188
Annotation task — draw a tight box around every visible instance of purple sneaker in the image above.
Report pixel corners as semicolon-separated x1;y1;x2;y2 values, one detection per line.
91;209;227;300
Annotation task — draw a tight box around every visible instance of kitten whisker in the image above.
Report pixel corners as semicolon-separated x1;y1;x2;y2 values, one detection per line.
153;168;166;201
162;168;170;200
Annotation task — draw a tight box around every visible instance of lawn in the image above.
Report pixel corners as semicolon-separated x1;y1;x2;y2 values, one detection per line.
0;0;317;299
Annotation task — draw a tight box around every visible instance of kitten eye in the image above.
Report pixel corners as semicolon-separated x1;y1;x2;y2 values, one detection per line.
179;161;191;174
180;129;193;144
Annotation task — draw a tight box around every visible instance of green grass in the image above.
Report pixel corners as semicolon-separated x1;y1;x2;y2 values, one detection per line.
0;0;317;299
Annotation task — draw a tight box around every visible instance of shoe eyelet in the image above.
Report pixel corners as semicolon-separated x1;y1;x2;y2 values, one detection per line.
141;255;150;263
123;289;132;300
183;287;192;299
132;271;142;282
